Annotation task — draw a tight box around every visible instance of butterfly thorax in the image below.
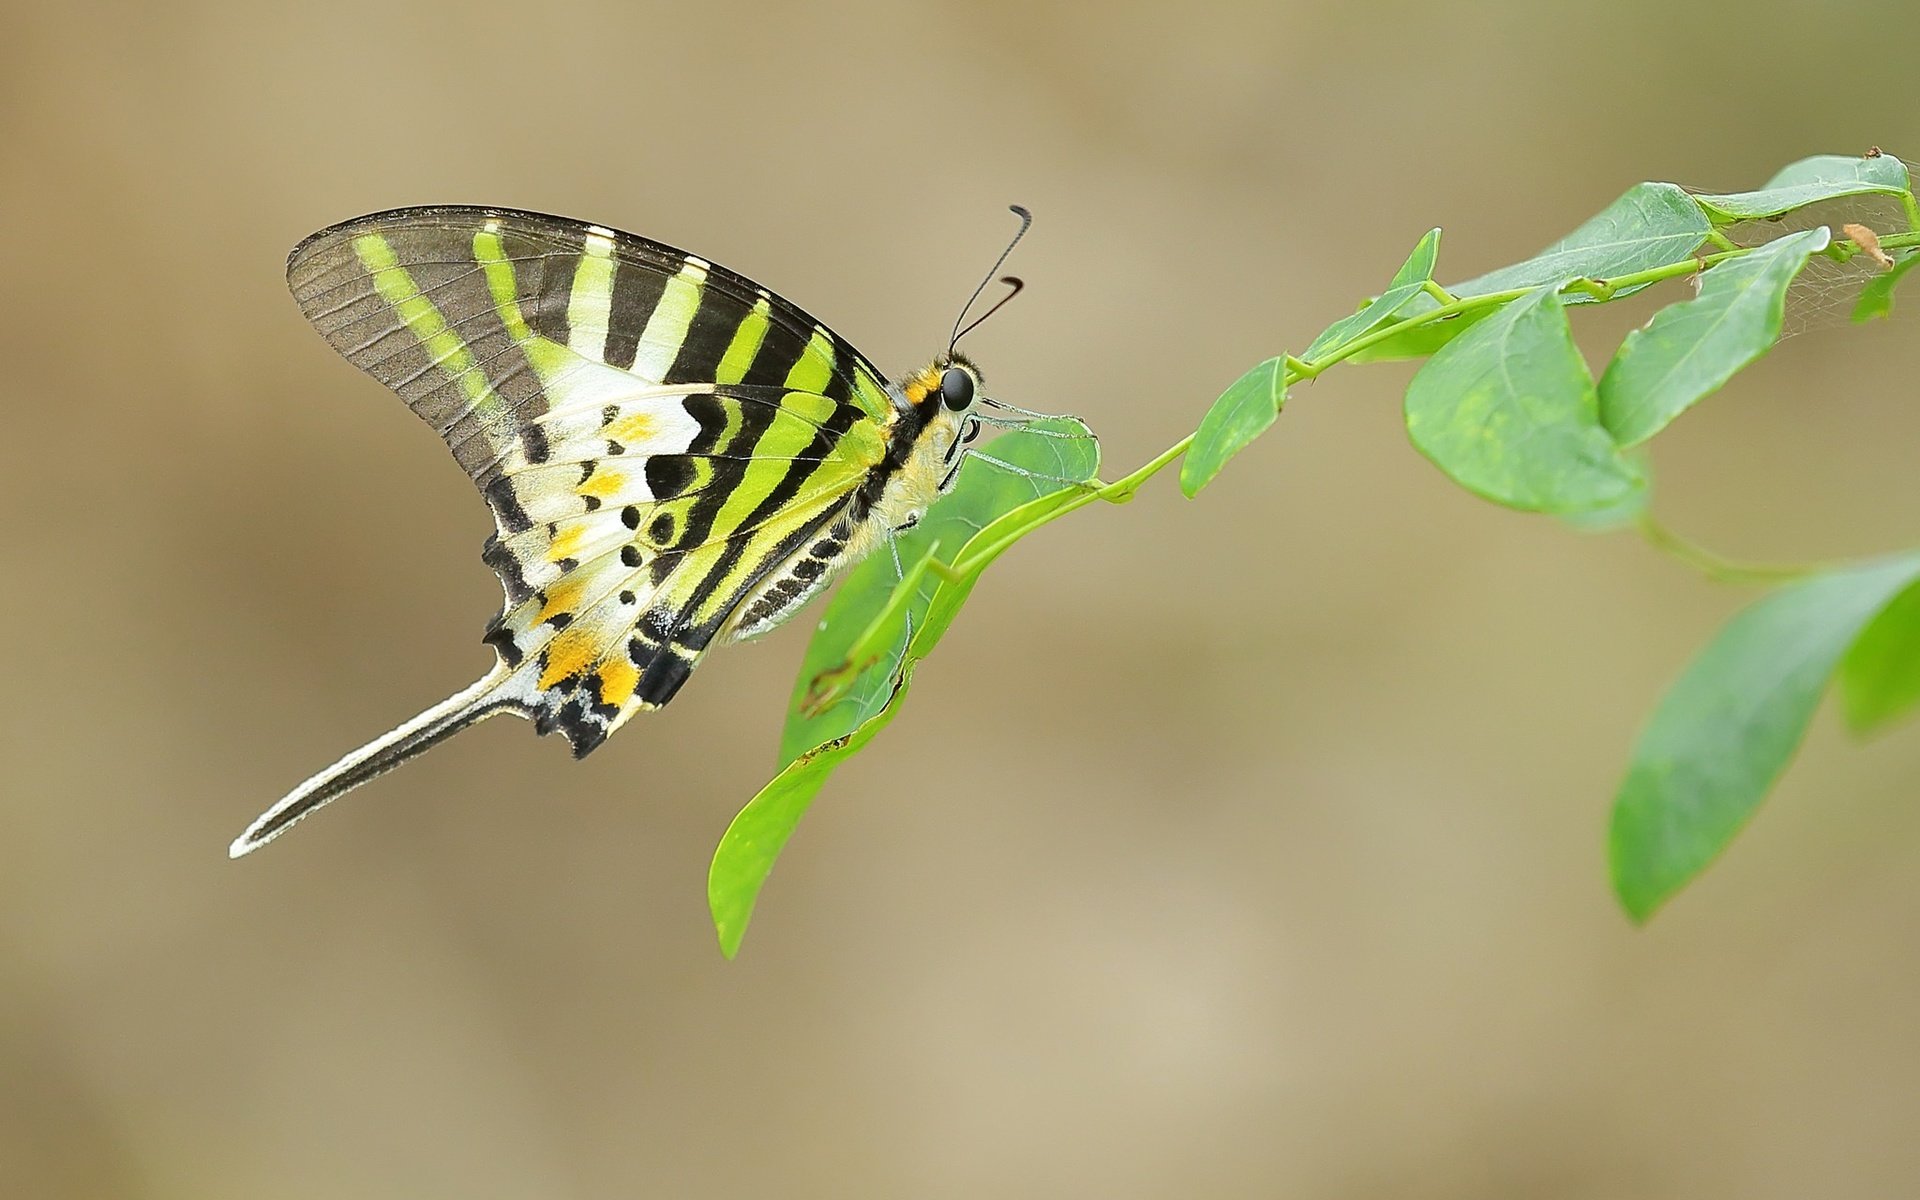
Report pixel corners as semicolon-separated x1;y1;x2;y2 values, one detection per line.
866;357;978;524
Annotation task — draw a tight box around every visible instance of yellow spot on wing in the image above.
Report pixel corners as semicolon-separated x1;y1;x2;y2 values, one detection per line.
597;658;640;708
578;471;627;500
537;578;586;626
547;524;591;563
540;626;596;689
606;411;656;445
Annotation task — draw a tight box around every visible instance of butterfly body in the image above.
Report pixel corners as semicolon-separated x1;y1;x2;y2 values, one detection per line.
231;207;990;856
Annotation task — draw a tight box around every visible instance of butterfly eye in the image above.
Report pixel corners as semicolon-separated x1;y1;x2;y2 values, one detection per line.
940;366;974;411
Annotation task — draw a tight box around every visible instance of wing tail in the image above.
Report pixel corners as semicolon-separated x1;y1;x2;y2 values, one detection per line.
228;665;523;858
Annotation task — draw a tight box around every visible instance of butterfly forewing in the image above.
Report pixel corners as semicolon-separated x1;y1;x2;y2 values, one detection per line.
285;206;896;479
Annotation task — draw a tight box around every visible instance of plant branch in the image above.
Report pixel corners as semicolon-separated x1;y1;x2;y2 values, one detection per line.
952;220;1920;593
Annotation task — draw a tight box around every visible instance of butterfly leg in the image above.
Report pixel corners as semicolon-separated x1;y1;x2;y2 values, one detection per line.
969;411;1097;439
889;536;918;650
963;450;1102;492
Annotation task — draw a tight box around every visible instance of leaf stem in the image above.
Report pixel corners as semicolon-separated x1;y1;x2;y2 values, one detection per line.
1633;514;1826;585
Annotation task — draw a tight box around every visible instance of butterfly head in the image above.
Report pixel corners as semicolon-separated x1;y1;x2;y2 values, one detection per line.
896;353;987;486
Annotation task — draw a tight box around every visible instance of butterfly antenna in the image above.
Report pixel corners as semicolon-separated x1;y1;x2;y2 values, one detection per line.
949;204;1033;355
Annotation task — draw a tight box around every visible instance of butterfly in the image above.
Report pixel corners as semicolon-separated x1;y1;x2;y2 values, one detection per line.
230;204;1047;857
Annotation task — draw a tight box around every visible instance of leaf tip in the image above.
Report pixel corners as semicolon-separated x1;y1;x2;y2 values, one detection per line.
1607;843;1665;925
1177;460;1215;499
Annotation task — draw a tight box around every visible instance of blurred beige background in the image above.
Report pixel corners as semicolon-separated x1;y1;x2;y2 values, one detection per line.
5;1;1920;1196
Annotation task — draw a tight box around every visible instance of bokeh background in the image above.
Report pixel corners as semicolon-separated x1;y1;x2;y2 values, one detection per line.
5;1;1920;1195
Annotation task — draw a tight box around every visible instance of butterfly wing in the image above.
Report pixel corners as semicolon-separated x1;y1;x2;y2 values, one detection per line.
233;208;907;854
286;207;901;750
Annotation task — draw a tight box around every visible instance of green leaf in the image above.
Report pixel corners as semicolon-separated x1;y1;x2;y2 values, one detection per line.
1693;153;1912;222
1344;302;1495;363
716;420;1100;958
1839;577;1920;734
1598;227;1831;447
1852;249;1920;322
711;671;914;959
778;420;1099;766
1180;357;1287;497
1390;225;1443;284
1448;182;1711;300
1610;553;1920;921
1302;228;1442;361
1403;286;1644;513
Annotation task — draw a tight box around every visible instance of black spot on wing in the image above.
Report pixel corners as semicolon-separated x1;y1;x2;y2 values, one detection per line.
635;645;698;707
521;422;551;464
482;621;524;667
684;390;732;453
553;692;607;757
644;457;695;500
481;533;534;604
485;478;533;534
